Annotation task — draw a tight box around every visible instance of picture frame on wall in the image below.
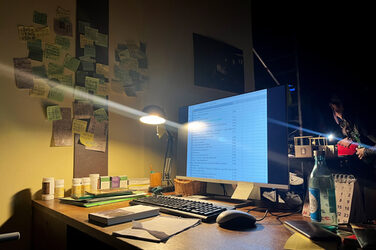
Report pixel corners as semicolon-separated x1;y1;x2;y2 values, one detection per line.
193;33;244;93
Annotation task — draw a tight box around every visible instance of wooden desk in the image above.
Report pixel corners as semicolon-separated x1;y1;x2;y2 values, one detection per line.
32;198;303;250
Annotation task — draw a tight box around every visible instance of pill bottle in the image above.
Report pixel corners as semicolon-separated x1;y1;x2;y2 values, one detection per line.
55;179;65;198
82;177;91;196
42;177;54;201
90;174;100;192
72;178;82;198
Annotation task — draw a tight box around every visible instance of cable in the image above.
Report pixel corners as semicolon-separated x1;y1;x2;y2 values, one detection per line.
255;209;269;222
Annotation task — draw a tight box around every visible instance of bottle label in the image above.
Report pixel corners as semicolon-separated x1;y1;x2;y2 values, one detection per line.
309;187;321;221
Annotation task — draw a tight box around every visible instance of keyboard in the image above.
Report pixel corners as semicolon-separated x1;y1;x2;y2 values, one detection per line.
129;195;228;222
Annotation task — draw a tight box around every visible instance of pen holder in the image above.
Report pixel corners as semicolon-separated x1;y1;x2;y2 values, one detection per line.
174;179;207;196
150;172;162;187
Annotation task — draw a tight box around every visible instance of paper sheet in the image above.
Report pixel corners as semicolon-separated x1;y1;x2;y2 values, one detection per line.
13;57;33;89
85;117;108;152
51;107;72;147
47;105;62;121
85;76;99;92
93;108;108;122
113;216;201;242
55;35;70;50
79;131;94;147
73;102;93;119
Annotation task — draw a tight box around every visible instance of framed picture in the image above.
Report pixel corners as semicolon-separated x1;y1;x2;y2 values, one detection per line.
193;33;244;93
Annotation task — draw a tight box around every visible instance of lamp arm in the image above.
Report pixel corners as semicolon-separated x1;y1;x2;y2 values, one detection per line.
162;130;174;186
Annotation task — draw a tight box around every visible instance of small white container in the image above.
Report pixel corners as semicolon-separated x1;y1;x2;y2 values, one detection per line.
90;174;100;191
55;179;65;198
42;177;54;200
72;178;82;198
82;177;91;196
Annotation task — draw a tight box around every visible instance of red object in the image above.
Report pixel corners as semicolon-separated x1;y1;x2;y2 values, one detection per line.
337;143;358;156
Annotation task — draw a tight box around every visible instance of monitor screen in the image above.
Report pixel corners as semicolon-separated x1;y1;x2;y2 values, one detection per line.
177;85;288;189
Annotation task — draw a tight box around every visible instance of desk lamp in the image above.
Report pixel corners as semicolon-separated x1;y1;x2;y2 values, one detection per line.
140;105;174;187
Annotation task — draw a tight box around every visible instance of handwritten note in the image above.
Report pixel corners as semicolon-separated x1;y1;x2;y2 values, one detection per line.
54;18;72;37
45;43;61;60
80;34;94;48
85;117;108;152
73;102;93;119
96;63;109;78
96;82;109;95
84;45;96;58
48;87;64;102
85;76;99;92
84;26;98;41
80;131;95;147
72;119;87;134
55;35;70;50
13;57;33;89
64;54;80;72
74;86;89;100
60;74;73;86
48;62;64;76
33;11;47;25
94;108;108;122
95;33;108;47
32;65;47;78
47;105;62;120
30;79;50;97
34;26;50;40
81;61;94;71
51;107;72;147
17;25;35;41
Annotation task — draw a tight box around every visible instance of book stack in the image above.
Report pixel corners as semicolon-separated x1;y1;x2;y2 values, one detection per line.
59;190;147;207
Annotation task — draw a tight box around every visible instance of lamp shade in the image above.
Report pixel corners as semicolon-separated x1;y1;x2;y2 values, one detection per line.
139;105;166;125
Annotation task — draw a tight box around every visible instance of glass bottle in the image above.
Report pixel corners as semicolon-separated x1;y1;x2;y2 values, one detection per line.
308;150;337;225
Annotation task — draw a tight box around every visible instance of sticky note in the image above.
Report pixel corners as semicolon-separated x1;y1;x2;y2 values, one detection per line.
56;6;70;18
45;43;61;60
55;36;70;50
33;11;47;25
60;74;73;86
81;61;94;71
51;107;72;147
27;39;42;50
79;55;96;63
30;79;50;97
48;87;64;102
96;82;109;95
80;131;94;147
84;45;96;58
84;26;98;41
47;105;62;120
80;34;94;48
48;62;64;76
17;25;35;41
96;63;109;78
94;108;108;122
76;71;88;84
95;33;108;47
32;65;47;78
13;57;33;89
72;119;87;134
78;21;90;34
85;76;99;91
64;54;80;72
54;18;72;37
74;86;89;101
34;26;50;40
28;48;43;62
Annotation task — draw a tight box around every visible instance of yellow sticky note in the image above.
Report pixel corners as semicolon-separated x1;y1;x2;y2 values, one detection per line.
80;131;94;146
96;63;109;78
30;79;50;98
72;119;87;134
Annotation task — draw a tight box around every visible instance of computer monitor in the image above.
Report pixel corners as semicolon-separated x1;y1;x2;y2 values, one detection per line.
177;85;289;190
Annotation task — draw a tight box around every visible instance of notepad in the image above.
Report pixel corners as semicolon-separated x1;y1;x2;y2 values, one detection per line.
112;216;201;242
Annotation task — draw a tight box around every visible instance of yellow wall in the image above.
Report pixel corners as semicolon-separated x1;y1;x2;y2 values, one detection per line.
0;0;252;248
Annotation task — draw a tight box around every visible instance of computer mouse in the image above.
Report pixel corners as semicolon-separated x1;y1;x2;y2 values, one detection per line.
216;210;256;230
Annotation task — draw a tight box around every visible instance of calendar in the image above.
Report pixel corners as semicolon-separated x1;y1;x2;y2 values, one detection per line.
334;174;355;224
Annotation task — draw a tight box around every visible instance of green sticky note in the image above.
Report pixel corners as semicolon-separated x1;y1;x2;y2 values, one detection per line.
94;108;108;122
79;55;96;63
78;21;90;34
85;76;99;91
28;48;43;62
84;26;98;41
45;43;60;60
63;54;80;72
48;87;64;102
60;74;73;86
48;62;64;76
95;33;108;47
74;86;88;100
33;11;47;25
76;71;88;84
81;61;94;71
32;65;47;78
55;35;70;50
46;105;62;120
84;45;96;58
27;39;42;50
